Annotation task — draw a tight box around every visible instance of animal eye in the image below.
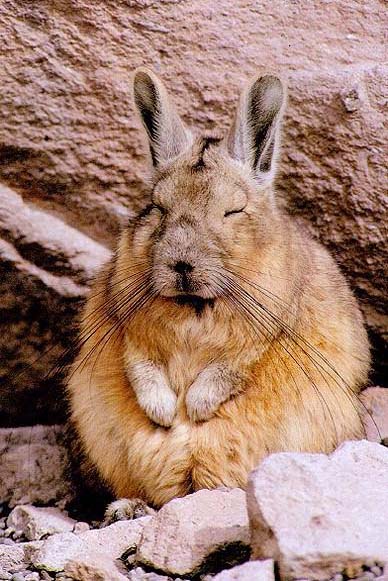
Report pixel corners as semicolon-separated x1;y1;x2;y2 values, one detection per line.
224;208;245;217
151;202;166;214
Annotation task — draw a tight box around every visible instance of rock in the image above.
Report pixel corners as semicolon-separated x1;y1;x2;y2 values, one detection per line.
0;1;386;426
247;440;388;580
0;544;25;573
127;568;174;580
0;185;110;426
7;505;76;541
0;425;72;508
136;488;250;577
32;517;150;572
362;387;388;442
212;560;275;581
64;551;128;581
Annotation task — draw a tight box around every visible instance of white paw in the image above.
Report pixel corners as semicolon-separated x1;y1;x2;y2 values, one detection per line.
102;498;155;527
186;380;220;422
128;360;177;427
138;385;177;427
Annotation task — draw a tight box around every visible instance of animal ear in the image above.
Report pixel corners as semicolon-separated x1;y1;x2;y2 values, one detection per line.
227;75;285;184
133;68;191;167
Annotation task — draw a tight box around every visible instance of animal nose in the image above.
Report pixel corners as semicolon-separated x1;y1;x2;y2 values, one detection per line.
173;261;193;274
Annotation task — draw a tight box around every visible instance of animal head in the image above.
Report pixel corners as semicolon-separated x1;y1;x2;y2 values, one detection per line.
129;68;286;305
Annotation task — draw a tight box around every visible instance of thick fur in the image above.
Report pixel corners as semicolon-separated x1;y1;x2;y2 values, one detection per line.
67;69;370;508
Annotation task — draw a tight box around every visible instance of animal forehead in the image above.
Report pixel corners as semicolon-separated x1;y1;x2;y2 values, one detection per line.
154;165;249;209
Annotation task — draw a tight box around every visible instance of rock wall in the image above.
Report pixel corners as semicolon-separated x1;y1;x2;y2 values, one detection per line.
0;0;386;425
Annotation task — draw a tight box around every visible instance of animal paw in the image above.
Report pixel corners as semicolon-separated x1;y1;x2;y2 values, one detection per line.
186;381;221;422
102;498;155;527
138;385;177;427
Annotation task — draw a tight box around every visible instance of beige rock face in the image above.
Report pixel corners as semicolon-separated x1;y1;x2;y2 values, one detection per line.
212;559;275;581
136;488;250;577
0;425;72;508
0;1;386;424
247;440;388;580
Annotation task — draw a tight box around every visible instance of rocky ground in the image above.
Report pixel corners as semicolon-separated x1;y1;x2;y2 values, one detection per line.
0;387;387;580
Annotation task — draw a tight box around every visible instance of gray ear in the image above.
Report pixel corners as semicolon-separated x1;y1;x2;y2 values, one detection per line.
133;68;191;167
228;75;285;184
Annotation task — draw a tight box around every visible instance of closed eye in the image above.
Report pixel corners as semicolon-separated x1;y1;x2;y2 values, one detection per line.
224;207;246;217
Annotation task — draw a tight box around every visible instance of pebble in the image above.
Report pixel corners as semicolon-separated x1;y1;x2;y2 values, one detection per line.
73;521;90;534
11;574;25;581
40;572;53;581
0;538;15;545
0;572;12;581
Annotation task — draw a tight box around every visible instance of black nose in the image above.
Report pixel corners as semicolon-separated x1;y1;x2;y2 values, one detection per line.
173;261;193;274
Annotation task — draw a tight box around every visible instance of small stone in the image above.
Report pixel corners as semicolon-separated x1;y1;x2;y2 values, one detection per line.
0;572;12;581
127;567;173;580
7;506;76;542
39;573;53;581
212;559;275;580
11;574;24;581
24;574;40;581
0;538;16;545
73;522;90;534
137;488;250;577
332;575;343;581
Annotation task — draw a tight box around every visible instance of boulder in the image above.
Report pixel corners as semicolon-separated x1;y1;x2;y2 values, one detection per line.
6;505;76;541
0;425;72;508
247;440;388;580
136;488;250;577
0;1;386;426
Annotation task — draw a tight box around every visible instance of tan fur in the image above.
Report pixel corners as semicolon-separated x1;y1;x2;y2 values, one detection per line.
67;69;370;507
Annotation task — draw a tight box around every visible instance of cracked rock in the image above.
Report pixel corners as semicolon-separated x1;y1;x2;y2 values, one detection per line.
247;440;388;580
136;488;250;577
32;517;150;573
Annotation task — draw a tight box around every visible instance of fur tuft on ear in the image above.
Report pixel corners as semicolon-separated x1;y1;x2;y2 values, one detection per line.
133;68;191;167
227;74;286;185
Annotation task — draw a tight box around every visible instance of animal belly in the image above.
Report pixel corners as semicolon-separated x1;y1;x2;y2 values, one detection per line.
125;412;256;507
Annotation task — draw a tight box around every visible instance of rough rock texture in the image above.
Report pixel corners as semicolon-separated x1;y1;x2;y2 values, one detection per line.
64;551;129;581
0;0;386;425
0;184;110;426
0;544;26;575
6;505;76;541
247;440;388;580
212;559;275;581
362;386;388;442
0;425;72;508
32;517;150;572
136;488;250;577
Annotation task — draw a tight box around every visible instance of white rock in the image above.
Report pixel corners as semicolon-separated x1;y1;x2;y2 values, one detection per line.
247;440;388;580
32;517;150;572
7;505;76;541
127;568;173;580
136;488;250;577
212;560;275;580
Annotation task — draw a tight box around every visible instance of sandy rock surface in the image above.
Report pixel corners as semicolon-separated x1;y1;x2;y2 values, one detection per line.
0;425;71;508
0;0;386;425
136;488;250;577
247;440;388;580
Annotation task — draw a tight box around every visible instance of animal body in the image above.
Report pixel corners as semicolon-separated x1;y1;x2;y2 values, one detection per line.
67;68;370;508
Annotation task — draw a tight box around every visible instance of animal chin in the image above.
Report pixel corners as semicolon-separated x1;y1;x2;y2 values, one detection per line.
172;294;215;313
